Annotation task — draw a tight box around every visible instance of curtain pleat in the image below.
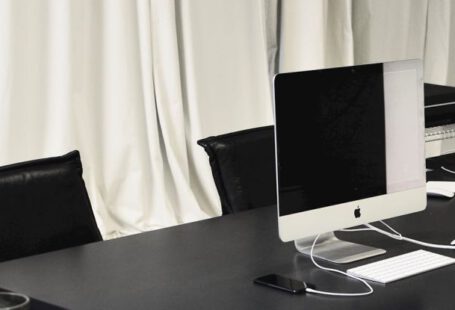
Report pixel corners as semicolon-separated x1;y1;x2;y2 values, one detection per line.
1;0;454;238
279;0;455;87
0;0;275;238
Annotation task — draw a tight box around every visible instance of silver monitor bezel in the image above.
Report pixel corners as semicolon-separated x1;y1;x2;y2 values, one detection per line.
273;59;427;242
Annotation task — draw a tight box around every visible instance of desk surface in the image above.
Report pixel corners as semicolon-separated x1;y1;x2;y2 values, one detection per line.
1;199;455;309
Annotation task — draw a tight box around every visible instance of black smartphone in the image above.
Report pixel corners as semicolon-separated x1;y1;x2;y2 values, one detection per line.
253;274;308;294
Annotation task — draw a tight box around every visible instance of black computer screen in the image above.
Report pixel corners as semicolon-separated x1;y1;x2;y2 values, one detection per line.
275;64;387;216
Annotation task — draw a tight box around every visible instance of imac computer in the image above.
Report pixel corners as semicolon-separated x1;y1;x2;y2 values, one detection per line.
273;59;426;263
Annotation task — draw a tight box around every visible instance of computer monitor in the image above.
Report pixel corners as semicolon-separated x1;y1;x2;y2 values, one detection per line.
273;59;426;263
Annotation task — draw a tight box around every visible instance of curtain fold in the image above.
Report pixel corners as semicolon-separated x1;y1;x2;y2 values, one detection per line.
351;0;428;65
278;0;455;86
0;0;275;238
279;0;354;72
424;0;455;85
2;0;455;238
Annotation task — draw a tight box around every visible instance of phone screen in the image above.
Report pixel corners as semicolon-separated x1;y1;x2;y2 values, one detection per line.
254;274;307;294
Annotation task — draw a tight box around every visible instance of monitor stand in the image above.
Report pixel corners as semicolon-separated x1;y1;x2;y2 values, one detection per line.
294;232;386;264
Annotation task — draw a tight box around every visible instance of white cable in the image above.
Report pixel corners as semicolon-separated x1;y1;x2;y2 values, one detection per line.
308;220;455;297
340;221;455;250
305;234;373;297
365;223;455;250
378;220;401;236
340;221;400;234
441;166;455;174
338;228;373;232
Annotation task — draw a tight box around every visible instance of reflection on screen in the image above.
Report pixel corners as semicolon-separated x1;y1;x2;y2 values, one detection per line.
275;63;425;217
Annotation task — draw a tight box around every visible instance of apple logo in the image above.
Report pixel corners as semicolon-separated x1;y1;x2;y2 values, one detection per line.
354;206;361;218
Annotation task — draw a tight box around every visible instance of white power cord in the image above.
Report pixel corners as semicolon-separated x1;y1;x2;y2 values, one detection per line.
441;166;455;174
306;220;455;297
305;234;373;297
365;221;455;250
342;220;455;249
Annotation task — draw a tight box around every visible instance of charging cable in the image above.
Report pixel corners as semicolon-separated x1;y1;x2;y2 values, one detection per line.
441;166;455;174
367;221;455;250
426;166;455;173
306;220;455;297
305;234;373;297
342;221;455;250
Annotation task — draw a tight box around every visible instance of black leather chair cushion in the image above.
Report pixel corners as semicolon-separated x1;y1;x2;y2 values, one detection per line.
198;126;276;214
0;150;102;262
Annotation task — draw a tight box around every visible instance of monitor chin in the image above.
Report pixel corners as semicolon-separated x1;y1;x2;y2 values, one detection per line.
277;186;426;244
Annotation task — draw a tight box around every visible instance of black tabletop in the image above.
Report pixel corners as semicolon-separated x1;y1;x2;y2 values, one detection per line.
1;195;455;309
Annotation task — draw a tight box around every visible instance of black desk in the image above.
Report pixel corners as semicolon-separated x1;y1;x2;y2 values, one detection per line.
0;199;455;309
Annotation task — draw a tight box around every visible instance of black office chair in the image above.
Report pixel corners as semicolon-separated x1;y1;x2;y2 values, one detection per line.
0;150;102;262
197;125;276;215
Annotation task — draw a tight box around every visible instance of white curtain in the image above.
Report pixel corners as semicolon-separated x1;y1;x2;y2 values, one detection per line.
279;0;455;86
425;0;455;85
2;0;454;239
0;0;275;238
279;0;355;71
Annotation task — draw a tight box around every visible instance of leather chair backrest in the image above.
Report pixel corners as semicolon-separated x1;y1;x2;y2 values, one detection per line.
0;150;102;262
198;126;276;214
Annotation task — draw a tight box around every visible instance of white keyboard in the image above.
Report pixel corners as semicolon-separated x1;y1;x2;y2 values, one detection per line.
347;250;455;284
